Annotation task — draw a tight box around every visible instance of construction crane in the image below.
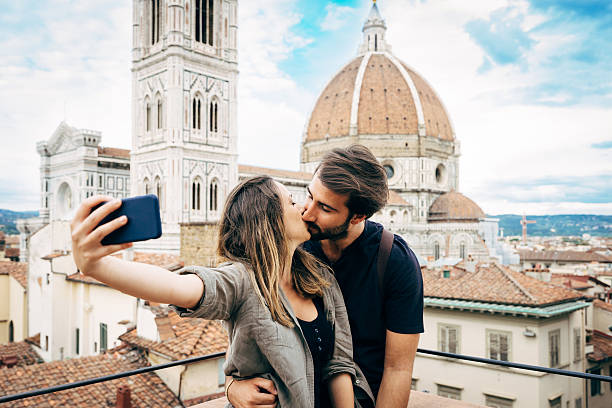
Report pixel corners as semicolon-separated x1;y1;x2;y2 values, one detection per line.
520;214;536;245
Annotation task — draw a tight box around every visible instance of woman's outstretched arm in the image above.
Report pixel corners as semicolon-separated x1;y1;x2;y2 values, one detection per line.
328;373;354;408
70;195;203;309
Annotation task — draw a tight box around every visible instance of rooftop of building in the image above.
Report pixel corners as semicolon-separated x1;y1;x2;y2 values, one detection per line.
423;263;583;307
0;352;180;407
519;249;612;263
120;309;227;361
0;341;43;368
97;146;130;159
588;330;612;363
427;191;485;223
0;261;27;288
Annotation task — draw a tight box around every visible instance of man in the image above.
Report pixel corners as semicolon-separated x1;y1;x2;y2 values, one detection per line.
228;145;423;408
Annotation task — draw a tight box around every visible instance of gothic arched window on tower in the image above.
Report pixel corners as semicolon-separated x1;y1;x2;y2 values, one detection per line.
460;243;466;260
209;98;218;133
434;242;440;261
209;179;218;212
151;0;161;45
156;96;163;129
143;178;150;195
145;100;152;132
195;0;214;46
192;178;202;210
192;95;202;130
155;176;163;210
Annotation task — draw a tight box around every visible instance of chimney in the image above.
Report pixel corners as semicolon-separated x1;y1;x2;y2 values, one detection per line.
2;355;18;368
116;385;131;408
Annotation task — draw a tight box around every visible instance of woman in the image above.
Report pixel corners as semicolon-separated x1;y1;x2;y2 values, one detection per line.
71;176;374;408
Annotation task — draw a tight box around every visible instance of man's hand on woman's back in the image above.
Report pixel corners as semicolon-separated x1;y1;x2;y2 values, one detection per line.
227;377;278;408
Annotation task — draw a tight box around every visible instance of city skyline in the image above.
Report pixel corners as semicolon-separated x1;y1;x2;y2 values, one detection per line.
0;0;610;215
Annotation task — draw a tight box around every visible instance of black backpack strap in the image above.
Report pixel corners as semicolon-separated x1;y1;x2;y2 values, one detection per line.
377;228;394;296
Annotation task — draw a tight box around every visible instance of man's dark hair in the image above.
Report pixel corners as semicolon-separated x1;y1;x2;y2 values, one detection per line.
315;144;388;218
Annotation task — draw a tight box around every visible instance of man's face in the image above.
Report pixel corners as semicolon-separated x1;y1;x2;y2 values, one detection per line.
302;175;353;241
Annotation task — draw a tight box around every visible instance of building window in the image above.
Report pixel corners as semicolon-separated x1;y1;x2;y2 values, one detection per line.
575;397;582;408
549;329;560;367
192;96;202;130
100;323;108;352
485;395;514;408
195;0;214;46
45;335;49;351
75;328;80;355
437;384;461;400
192;178;202;210
590;368;601;396
434;242;440;260
411;378;418;391
8;321;14;343
548;396;561;408
156;96;163;129
209;98;219;133
144;177;150;195
209;179;218;212
99;175;103;188
460;243;466;259
438;324;460;354
151;0;161;45
573;328;581;363
487;330;511;361
146;101;151;131
155;177;163;209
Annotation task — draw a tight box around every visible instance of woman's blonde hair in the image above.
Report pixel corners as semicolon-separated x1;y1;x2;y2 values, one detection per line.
218;176;329;327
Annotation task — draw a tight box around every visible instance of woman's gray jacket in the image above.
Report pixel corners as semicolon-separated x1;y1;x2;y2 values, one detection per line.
172;262;374;407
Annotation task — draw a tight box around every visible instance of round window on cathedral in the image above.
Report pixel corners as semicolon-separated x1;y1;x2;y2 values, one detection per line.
383;165;394;180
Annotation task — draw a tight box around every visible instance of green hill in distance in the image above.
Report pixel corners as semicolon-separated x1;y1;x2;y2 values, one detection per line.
490;214;612;237
1;210;610;238
0;209;39;235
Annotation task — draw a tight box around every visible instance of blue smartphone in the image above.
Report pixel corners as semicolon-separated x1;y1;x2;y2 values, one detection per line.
92;194;162;245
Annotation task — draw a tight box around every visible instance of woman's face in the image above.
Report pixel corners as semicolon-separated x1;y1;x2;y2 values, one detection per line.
275;181;311;245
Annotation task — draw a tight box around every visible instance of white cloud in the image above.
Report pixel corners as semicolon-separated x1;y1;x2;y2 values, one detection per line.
381;0;612;215
320;4;358;31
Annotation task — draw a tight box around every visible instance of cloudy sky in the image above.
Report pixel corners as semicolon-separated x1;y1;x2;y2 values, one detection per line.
0;0;610;215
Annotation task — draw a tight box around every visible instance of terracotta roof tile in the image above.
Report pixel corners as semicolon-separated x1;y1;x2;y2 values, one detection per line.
519;249;612;263
594;299;612;313
0;353;180;407
0;341;42;367
239;164;312;182
5;262;27;288
4;248;20;258
588;330;612;362
97;146;131;159
423;263;583;306
428;191;485;223
549;275;593;290
25;333;40;348
387;190;408;205
0;261;27;283
120;310;228;360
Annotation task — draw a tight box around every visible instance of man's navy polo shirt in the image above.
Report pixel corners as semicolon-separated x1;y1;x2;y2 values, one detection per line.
303;220;424;398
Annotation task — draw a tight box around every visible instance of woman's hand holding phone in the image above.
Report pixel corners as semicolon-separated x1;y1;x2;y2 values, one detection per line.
70;195;133;277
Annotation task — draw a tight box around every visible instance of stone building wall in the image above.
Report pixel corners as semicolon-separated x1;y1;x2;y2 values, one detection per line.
180;223;222;267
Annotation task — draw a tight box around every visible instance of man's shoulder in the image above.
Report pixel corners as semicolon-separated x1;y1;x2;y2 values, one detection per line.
388;234;420;275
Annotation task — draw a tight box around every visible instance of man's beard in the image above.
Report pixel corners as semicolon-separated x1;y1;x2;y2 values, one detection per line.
306;215;352;241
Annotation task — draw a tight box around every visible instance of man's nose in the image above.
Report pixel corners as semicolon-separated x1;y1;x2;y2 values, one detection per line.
302;201;315;221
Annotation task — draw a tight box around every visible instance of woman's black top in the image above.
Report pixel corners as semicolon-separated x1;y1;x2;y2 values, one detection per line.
297;296;334;408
